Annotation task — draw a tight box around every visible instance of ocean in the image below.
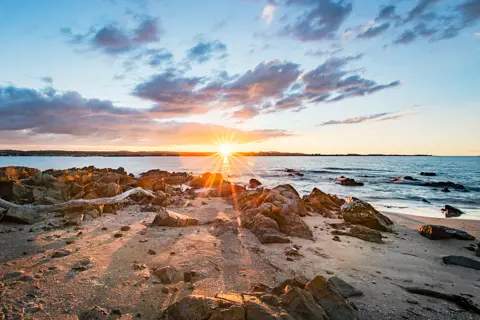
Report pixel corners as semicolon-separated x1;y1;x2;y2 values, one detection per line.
0;156;479;219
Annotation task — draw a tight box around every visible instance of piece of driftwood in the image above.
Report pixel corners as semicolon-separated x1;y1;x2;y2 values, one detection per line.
0;187;155;224
403;287;480;314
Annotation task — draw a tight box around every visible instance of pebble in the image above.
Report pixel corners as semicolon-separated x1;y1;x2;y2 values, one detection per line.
51;249;72;258
162;287;170;294
148;249;156;255
113;233;123;238
332;236;341;242
120;226;131;231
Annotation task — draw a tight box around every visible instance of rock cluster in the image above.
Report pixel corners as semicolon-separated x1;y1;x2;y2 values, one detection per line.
303;188;345;218
160;275;359;320
235;185;313;243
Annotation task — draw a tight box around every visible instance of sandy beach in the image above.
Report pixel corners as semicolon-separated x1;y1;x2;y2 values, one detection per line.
1;192;480;319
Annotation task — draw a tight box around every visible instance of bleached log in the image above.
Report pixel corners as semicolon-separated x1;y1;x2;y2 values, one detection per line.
0;187;155;224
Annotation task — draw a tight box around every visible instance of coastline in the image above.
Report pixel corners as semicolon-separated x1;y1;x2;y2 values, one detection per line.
1;166;479;319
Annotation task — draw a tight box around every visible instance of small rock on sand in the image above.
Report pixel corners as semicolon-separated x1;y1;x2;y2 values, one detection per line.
51;249;72;258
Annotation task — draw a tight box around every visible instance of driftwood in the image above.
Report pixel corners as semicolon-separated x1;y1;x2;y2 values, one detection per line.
0;187;155;224
403;287;480;314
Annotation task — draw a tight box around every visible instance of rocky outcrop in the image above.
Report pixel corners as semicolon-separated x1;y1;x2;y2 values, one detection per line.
336;177;364;186
420;172;436;176
139;169;191;185
442;205;465;218
208;182;246;198
285;169;304;177
419;225;475;240
236;185;313;243
424;181;466;190
327;277;363;298
160;275;358;320
303;188;345;218
341;198;394;232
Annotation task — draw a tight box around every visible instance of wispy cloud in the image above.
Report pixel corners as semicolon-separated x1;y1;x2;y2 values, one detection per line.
261;0;277;25
318;106;419;126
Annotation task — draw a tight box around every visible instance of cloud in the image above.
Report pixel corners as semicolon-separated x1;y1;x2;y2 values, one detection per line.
62;16;161;55
318;106;419;126
393;30;417;44
376;5;400;22
282;0;353;41
403;0;440;24
133;55;400;120
0;85;289;147
186;40;228;63
261;1;277;25
357;22;391;39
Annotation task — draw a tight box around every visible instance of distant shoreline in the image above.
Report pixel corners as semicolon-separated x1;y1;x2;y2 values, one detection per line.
0;150;436;157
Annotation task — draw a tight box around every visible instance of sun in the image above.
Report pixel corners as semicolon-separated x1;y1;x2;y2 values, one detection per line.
219;144;232;157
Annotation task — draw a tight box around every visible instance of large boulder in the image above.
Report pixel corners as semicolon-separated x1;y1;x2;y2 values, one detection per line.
305;275;357;320
246;214;290;244
248;178;262;189
239;185;313;241
209;182;245;198
419;225;475;240
303;188;344;218
189;172;226;189
137;177;153;190
341;198;394;232
327;277;363;298
140;169;191;185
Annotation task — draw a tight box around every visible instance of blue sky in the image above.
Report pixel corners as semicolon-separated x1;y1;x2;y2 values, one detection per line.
0;0;479;155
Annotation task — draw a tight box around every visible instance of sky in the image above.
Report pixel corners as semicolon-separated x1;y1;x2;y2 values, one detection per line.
0;0;479;155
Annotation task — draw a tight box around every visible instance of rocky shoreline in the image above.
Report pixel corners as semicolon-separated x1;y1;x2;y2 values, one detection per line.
0;166;479;319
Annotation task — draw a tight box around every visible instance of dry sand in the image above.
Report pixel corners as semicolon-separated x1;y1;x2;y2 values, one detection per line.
1;197;480;319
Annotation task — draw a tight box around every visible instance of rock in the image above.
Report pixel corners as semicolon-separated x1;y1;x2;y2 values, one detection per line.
332;225;384;244
273;277;310;296
153;266;178;284
250;283;273;293
140;169;191;185
249;178;262;189
303;188;344;218
243;295;280;319
184;271;196;283
285;169;304;176
1;271;25;280
442;205;465;218
246;214;290;244
238;184;313;241
305;275;357;320
332;236;341;242
424;181;466;190
327;277;363;298
418;225;475;240
152;180;167;192
0;166;39;181
189;172;225;189
151;209;198;227
133;263;147;271
113;233;123;238
160;295;223;319
280;286;329;320
336;177;364;187
210;182;246;197
71;257;93;271
120;226;131;231
476;247;480;257
51;249;72;258
162;287;170;294
420;172;436;176
148;249;156;255
341;198;393;232
78;306;109;320
103;182;122;197
137;177;153;190
441;187;451;192
442;256;480;270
